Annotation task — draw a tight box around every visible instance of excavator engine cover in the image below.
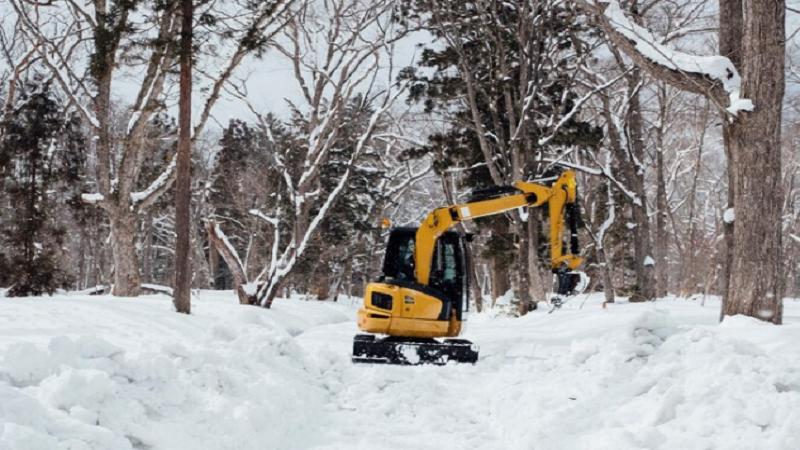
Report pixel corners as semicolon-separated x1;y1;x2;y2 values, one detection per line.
352;334;478;365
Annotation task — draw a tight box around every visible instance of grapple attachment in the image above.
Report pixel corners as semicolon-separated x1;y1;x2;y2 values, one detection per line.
352;334;479;365
556;269;589;297
550;270;590;312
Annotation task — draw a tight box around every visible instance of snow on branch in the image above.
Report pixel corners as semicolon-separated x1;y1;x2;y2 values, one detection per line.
587;0;751;115
81;193;105;204
248;209;279;226
205;218;254;305
543;159;602;176
130;155;177;210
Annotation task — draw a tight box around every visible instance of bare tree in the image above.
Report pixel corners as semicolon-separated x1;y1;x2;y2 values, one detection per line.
207;0;408;307
579;0;786;323
7;0;295;296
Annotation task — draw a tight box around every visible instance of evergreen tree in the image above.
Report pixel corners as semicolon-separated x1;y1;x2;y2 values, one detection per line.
0;84;78;296
397;0;602;311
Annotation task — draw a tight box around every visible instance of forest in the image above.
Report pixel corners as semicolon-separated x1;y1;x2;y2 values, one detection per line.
2;1;800;450
0;0;795;323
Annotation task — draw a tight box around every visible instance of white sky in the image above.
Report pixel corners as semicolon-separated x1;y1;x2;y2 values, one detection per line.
110;29;431;133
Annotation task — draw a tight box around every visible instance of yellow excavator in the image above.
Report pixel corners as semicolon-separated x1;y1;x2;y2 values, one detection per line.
353;170;587;365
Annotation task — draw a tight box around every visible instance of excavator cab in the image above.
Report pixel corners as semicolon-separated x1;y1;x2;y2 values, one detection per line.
381;228;469;320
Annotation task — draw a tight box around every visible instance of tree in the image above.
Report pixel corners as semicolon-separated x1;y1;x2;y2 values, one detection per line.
8;0;296;296
207;0;408;307
173;0;193;314
0;85;79;296
399;0;604;313
579;0;785;323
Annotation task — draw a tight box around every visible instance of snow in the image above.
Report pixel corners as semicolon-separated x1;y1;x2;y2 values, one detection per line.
601;0;753;115
0;292;350;450
141;283;173;295
1;292;799;450
80;193;104;204
248;209;279;226
724;207;735;223
130;156;177;206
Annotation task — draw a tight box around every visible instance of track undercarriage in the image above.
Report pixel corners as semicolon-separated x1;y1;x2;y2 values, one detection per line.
352;334;479;365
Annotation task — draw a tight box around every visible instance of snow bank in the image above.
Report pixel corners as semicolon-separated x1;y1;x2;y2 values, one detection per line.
485;307;800;450
2;291;799;450
0;292;353;450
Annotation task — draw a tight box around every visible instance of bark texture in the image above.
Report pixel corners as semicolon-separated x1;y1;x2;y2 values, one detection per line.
722;0;785;324
627;67;655;302
173;0;193;314
110;212;141;296
654;89;669;298
718;0;743;319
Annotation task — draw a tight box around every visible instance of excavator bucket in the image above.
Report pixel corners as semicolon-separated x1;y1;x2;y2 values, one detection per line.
352;334;479;365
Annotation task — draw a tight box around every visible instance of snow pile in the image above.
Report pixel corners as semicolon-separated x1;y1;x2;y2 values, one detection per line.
492;309;800;450
2;291;799;449
0;293;352;450
472;289;520;320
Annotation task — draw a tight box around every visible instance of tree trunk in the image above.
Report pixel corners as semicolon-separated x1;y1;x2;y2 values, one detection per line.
172;0;193;314
527;210;548;304
600;247;615;304
516;219;533;315
205;219;254;305
491;258;510;304
208;226;219;289
470;259;483;313
682;117;707;295
627;66;655;303
110;210;142;296
655;87;669;298
723;0;785;324
718;0;743;320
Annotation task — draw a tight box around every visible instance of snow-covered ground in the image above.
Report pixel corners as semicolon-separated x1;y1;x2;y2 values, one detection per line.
1;291;799;450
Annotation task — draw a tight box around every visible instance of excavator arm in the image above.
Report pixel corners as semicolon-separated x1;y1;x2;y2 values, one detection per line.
415;171;584;290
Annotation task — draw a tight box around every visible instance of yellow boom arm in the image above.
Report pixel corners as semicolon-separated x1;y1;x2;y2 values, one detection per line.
415;171;583;286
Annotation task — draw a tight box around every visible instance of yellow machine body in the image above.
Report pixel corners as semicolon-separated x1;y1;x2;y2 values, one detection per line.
358;282;461;338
